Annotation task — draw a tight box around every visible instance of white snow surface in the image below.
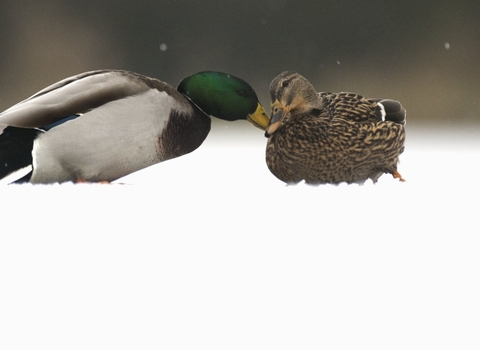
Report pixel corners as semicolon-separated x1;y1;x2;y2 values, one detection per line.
1;122;479;349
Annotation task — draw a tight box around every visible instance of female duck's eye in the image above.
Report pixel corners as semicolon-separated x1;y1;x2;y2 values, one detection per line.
282;80;289;88
237;90;247;97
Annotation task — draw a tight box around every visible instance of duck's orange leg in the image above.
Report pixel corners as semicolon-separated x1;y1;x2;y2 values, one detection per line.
392;171;406;182
75;179;111;184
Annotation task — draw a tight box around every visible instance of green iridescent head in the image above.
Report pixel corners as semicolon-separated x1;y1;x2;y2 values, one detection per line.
177;71;269;130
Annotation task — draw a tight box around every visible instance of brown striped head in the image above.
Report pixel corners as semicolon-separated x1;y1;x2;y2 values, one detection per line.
265;71;322;137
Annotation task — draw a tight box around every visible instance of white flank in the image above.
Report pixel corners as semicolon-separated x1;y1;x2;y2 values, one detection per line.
29;89;190;183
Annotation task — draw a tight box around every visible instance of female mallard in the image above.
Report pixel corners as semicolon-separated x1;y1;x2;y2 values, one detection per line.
265;71;406;185
0;70;269;184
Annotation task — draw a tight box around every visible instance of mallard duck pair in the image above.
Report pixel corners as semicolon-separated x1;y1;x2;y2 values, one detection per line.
0;69;405;185
0;70;269;184
264;71;406;185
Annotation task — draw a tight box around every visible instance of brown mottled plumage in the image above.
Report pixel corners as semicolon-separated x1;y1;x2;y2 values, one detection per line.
265;71;406;185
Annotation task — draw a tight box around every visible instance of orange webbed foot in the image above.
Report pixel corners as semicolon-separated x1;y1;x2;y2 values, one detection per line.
392;171;406;182
75;179;111;184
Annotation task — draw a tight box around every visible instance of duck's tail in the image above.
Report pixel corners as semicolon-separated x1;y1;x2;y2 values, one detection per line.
0;126;40;184
373;99;406;126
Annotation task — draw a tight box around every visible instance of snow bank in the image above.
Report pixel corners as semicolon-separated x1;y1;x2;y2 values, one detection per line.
1;123;479;349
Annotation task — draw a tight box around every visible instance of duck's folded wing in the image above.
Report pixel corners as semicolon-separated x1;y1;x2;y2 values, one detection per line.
318;92;378;122
318;92;405;125
0;70;150;128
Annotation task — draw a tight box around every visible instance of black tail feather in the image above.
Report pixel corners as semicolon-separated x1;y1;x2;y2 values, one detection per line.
0;126;40;182
372;99;406;125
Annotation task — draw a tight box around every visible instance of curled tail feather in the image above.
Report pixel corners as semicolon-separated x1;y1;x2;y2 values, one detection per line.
373;99;406;125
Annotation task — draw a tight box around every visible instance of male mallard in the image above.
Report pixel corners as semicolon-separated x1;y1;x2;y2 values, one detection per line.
0;70;269;184
265;71;406;185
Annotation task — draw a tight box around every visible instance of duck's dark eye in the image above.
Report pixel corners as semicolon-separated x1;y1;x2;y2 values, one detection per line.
237;90;247;97
282;80;289;88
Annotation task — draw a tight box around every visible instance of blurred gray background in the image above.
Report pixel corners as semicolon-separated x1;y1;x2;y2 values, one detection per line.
1;0;478;127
